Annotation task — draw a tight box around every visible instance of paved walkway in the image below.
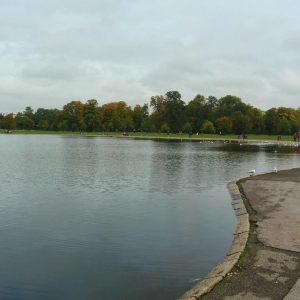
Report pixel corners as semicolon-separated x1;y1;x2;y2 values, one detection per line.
179;168;300;300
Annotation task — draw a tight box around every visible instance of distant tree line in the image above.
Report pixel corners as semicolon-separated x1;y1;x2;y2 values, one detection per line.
1;91;300;135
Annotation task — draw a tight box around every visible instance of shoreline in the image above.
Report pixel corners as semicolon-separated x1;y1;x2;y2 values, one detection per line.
2;131;300;145
178;177;250;299
179;168;300;299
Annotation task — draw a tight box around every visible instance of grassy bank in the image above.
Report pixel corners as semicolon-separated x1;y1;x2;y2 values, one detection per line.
1;129;296;142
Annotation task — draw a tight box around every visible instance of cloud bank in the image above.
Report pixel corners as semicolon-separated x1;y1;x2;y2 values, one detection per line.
1;0;300;113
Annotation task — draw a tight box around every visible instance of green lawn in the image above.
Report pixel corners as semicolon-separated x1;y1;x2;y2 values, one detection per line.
1;129;295;142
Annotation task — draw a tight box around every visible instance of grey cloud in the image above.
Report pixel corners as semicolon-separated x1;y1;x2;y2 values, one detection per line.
21;58;84;82
2;0;300;113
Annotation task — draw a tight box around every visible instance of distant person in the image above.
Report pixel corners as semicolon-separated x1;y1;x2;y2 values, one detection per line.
298;132;300;142
294;132;297;142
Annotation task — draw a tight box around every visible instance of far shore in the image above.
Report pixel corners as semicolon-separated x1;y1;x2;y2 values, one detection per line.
1;129;299;143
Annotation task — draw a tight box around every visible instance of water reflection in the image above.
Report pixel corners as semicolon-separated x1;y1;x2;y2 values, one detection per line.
0;135;299;300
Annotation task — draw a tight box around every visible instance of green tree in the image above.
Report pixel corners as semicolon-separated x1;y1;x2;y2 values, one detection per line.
122;115;134;132
141;117;155;133
161;123;170;133
182;122;192;133
164;91;185;133
289;118;299;134
213;95;248;120
279;118;291;135
16;115;35;130
185;94;208;132
23;106;34;118
142;103;149;116
39;120;49;131
205;95;219;121
61;101;84;131
111;115;121;131
215;116;232;134
23;117;35;130
33;108;60;130
132;104;146;130
2;113;16;130
248;106;265;134
231;111;252;135
200;120;215;133
83;99;100;131
150;95;165;131
58;120;69;131
264;108;281;134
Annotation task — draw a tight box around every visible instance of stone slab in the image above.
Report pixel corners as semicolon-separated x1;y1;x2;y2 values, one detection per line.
228;185;239;191
234;214;249;235
227;181;238;187
229;190;240;196
283;277;300;300
231;199;242;205
240;180;300;252
206;253;240;279
224;292;271;300
179;276;223;299
227;232;248;256
235;207;247;216
232;202;245;210
231;194;242;200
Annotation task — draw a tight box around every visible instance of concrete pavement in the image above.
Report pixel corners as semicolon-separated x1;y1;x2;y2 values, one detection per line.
179;168;300;300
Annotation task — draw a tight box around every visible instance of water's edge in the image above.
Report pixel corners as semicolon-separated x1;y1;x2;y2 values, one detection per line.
178;176;251;299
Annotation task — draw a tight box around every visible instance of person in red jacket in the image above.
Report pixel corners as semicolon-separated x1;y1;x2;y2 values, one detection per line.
297;132;300;142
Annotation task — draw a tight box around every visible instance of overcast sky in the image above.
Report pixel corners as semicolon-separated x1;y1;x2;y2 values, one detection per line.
1;0;300;113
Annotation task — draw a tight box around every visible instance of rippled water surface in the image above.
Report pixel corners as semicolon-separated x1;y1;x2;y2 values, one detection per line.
0;135;299;299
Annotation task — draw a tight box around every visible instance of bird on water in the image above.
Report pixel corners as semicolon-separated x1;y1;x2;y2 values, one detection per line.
248;169;255;176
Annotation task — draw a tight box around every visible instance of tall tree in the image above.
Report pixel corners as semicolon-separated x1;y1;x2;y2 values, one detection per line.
132;104;146;130
2;113;16;130
185;94;208;132
205;96;219;121
34;108;60;130
101;102;117;129
164;91;185;133
83;99;100;131
264;108;281;134
213;95;248;120
61;101;84;131
230;111;252;135
39;120;49;131
23;117;35;130
23;106;34;118
201;120;215;133
248;106;265;134
215;116;232;134
150;95;165;131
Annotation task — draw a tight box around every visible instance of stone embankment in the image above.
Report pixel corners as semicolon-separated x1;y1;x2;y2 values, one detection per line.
179;168;300;300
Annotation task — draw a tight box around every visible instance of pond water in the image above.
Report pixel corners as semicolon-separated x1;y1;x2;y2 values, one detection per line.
0;135;299;300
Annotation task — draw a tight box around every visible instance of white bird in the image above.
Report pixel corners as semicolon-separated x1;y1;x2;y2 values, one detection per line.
274;167;277;172
248;169;255;176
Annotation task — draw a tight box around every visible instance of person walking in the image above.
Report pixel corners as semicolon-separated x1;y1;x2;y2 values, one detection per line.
293;132;297;142
297;132;300;142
